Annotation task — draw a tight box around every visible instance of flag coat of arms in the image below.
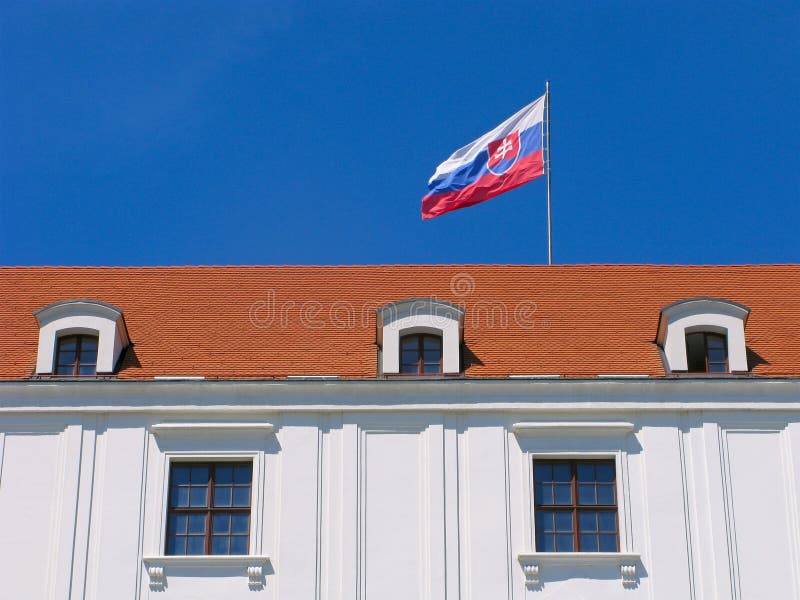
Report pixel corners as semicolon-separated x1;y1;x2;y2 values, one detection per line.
422;94;545;219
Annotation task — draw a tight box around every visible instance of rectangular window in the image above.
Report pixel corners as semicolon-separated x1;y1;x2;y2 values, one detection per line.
534;459;619;552
166;462;252;555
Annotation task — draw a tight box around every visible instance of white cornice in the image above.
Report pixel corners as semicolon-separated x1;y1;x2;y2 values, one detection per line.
512;422;634;437
149;422;274;436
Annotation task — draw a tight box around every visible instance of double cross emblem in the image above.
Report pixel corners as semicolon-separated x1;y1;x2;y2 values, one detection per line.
494;136;515;161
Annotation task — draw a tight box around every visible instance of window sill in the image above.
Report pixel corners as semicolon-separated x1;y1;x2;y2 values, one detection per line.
518;552;640;589
143;555;270;590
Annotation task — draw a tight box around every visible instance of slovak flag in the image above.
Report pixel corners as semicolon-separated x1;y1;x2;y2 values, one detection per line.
422;94;545;219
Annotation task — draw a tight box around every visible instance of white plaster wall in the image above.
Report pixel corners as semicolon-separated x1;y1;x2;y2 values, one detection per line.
1;382;799;599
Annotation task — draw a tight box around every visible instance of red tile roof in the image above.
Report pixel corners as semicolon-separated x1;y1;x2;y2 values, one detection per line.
1;265;798;379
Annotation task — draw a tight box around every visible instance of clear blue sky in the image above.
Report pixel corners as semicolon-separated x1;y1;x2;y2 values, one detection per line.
2;2;798;266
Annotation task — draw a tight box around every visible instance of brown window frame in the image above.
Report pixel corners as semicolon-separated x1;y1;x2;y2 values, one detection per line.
398;333;443;376
533;459;620;553
165;461;253;556
54;334;98;377
685;331;729;374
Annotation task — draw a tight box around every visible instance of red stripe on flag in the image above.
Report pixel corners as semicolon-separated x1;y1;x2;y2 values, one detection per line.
421;149;544;220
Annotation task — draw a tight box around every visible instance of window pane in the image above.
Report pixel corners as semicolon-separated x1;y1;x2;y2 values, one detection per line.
401;337;418;350
168;514;187;535
233;487;251;507
707;348;726;362
534;464;553;483
80;337;98;351
578;484;596;505
79;347;98;362
554;512;573;532
230;536;248;555
172;465;191;485
555;534;574;551
231;514;249;534
553;484;572;504
580;534;598;552
401;350;419;363
55;364;75;375
599;534;618;552
189;487;208;507
186;536;205;555
213;514;231;534
552;464;571;482
57;349;76;363
422;363;441;374
598;511;617;532
188;514;206;535
190;466;210;484
597;484;615;505
214;486;233;507
579;511;597;532
216;465;234;484
423;336;441;350
171;486;189;508
536;511;555;533
234;465;252;484
167;536;186;555
707;335;725;349
58;337;77;351
596;463;614;482
400;363;418;374
535;483;553;505
686;332;707;372
536;534;554;552
422;349;440;362
78;365;96;376
211;536;230;555
709;362;728;373
576;463;595;482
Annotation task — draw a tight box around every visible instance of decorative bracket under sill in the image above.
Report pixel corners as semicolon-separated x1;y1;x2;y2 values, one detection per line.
518;552;641;589
143;555;271;590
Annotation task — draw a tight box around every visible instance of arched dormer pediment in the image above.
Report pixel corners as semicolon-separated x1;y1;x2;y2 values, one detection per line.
656;297;750;373
34;299;130;375
377;298;464;375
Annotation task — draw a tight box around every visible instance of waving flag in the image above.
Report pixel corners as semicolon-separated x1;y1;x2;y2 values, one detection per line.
422;94;546;219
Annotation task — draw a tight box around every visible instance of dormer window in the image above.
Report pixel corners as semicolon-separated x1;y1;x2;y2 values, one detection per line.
55;334;99;376
685;331;728;373
400;334;443;375
376;298;464;376
34;299;130;376
656;297;749;374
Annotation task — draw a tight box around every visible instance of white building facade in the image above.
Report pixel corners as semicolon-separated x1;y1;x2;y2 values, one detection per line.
0;265;798;599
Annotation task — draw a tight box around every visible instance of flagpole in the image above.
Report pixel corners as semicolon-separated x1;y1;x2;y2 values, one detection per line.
545;80;552;265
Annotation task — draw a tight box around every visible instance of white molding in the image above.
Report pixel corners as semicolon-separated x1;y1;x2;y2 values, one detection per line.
518;553;640;588
142;555;270;590
377;298;464;375
596;374;649;379
34;299;129;375
512;422;634;437
149;422;275;436
657;297;750;373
